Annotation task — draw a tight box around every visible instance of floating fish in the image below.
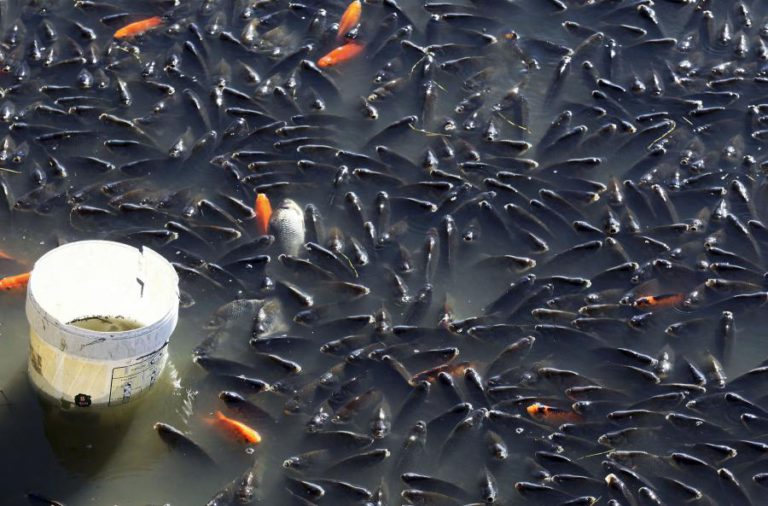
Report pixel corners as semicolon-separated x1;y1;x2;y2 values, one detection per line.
254;193;272;236
269;199;306;256
0;272;30;291
337;1;362;41
318;43;364;68
212;410;262;445
114;16;163;39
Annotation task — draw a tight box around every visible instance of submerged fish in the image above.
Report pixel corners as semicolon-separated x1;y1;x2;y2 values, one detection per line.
526;403;583;426
206;461;263;505
154;422;215;466
26;493;65;506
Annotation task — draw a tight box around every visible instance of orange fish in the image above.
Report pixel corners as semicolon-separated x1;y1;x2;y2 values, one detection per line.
337;0;362;41
0;249;15;261
318;42;364;68
632;293;684;310
254;193;272;236
214;411;261;444
114;16;163;39
526;403;582;426
0;271;30;291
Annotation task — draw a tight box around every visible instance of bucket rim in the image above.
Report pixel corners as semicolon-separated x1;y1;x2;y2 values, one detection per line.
31;240;176;277
27;240;179;343
27;290;179;342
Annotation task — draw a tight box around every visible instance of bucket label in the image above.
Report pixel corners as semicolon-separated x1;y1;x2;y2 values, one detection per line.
107;344;167;406
74;393;92;407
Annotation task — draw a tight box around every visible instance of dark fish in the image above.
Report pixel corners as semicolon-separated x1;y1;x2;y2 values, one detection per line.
478;467;498;503
514;482;573;503
154;422;215;466
324;448;390;476
26;493;65;506
309;430;374;450
283;449;334;473
218;391;276;425
311;479;371;502
485;274;536;315
206;462;262;505
400;473;472;502
400;489;462;505
717;311;735;365
194;356;261;377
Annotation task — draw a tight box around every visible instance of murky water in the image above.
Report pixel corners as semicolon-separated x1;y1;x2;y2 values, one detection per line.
68;316;145;333
3;0;768;504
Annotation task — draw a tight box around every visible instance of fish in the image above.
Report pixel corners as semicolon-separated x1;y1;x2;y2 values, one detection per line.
254;193;272;236
324;448;390;476
332;388;382;424
0;272;31;291
113;17;163;39
212;410;262;445
206;461;262;505
514;482;573;503
154;422;215;466
284;476;325;500
632;293;685;309
269;199;305;256
401;489;462;505
25;493;65;506
526;403;583;426
479;467;498;503
194;356;261;378
209;299;264;327
309;430;373;449
337;1;362;41
400;473;472;502
717;310;735;365
283;449;334;473
369;406;390;440
318;43;365;68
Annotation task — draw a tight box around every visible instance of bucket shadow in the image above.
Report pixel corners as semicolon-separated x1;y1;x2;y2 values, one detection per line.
38;395;139;478
0;370;93;504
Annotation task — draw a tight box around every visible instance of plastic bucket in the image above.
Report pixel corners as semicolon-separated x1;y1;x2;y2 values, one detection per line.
25;240;179;407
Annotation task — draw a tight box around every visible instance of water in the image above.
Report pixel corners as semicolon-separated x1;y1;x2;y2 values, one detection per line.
67;316;145;333
1;0;768;504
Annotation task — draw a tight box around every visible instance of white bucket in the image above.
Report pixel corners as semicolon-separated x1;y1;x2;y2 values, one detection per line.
25;240;179;407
